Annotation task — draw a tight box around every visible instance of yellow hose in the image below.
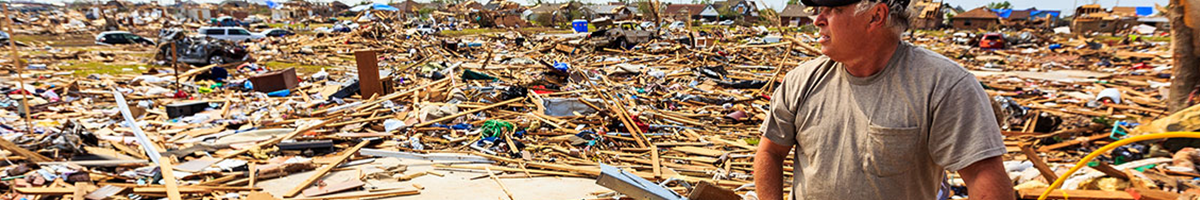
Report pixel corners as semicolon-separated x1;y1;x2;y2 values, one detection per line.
1038;132;1200;200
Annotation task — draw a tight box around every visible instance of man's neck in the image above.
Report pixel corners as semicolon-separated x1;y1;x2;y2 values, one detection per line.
842;39;901;77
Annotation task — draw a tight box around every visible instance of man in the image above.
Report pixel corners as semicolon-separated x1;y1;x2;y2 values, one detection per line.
752;0;1015;199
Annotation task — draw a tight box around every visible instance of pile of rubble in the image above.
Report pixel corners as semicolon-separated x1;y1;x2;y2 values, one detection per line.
0;8;1196;200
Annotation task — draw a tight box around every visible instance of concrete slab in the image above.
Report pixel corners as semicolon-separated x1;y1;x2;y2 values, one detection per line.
255;155;611;199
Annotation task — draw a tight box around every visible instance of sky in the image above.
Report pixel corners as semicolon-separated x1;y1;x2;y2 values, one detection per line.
38;0;1170;16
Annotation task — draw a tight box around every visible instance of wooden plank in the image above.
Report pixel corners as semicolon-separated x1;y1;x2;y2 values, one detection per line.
283;140;370;197
651;144;662;180
85;185;125;200
484;166;514;200
672;146;725;157
1126;187;1180;200
1090;162;1129;179
219;119;332;160
355;50;383;98
1018;188;1134;200
414;97;526;127
173;158;219;172
15;187;73;195
688;181;741;200
0;138;51;163
1038;133;1111;152
74;182;88;200
158;156;182;200
291;188;419;200
301;179;364;197
1020;144;1059;182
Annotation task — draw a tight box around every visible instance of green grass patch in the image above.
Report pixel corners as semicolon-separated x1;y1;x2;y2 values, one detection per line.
1095;35;1171;43
439;27;572;37
12;34;95;47
264;61;331;75
58;61;144;75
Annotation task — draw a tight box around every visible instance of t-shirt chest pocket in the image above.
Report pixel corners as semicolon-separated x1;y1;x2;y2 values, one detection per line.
861;124;922;177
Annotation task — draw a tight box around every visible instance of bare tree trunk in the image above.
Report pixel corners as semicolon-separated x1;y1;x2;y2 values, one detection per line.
1169;0;1200;113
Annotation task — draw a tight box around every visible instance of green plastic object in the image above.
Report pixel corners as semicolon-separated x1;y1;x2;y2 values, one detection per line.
480;120;514;137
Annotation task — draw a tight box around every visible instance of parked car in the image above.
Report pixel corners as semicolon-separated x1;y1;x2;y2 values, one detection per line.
95;31;155;45
413;24;437;35
980;33;1006;49
259;28;295;37
156;29;249;66
212;16;248;27
667;21;687;30
952;32;972;45
243;15;265;24
198;27;265;42
586;20;656;50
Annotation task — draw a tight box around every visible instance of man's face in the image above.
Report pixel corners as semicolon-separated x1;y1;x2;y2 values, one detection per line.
813;3;875;60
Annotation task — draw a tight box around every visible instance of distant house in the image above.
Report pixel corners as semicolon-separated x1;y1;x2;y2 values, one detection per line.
701;0;759;21
909;0;944;29
1111;6;1154;17
995;8;1060;29
664;4;707;21
584;5;634;20
526;2;585;25
1070;4;1140;34
778;4;811;27
950;7;1000;30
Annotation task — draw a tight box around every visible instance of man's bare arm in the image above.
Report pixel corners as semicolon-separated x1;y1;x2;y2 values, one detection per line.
754;136;792;200
958;156;1015;200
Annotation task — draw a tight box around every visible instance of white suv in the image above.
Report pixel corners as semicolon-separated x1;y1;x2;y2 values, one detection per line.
197;27;264;42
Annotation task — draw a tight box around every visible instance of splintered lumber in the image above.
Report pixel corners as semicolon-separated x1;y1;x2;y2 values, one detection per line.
484;166;515;200
283;140;370;198
1020;144;1059;182
415;97;526;127
85;185;125;200
1018;188;1134;200
1038;133;1111;152
301;179;364;197
220;119;332;160
159;157;182;200
1090;162;1129;179
290;188;420;200
0;138;51;163
651;144;662;180
672;146;725;157
74;182;89;200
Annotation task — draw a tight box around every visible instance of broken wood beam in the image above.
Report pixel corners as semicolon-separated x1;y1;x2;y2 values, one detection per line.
283;140;371;198
414;97;526;127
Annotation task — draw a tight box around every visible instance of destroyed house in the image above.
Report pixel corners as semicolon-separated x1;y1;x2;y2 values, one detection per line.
909;0;944;29
950;7;1000;30
1070;4;1140;34
778;4;812;27
584;5;634;20
700;0;759;21
664;4;707;21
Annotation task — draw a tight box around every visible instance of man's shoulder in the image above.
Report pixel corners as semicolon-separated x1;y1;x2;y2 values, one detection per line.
783;56;834;83
902;44;973;81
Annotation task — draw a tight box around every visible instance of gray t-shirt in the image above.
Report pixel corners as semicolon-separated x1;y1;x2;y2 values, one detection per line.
760;42;1006;200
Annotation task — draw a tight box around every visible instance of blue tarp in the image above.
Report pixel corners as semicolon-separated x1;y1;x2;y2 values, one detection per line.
1029;10;1060;19
1136;7;1153;16
349;3;400;12
266;0;280;9
991;9;1013;18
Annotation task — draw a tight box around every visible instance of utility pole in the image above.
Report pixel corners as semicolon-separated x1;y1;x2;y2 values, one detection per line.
1168;0;1200;112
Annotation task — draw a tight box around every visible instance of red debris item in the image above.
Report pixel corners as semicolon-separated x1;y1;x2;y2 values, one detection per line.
1131;62;1151;70
173;90;189;99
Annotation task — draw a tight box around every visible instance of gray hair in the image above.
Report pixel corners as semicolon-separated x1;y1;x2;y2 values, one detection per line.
853;1;910;36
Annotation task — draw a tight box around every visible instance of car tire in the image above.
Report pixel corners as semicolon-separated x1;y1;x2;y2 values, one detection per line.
208;55;224;65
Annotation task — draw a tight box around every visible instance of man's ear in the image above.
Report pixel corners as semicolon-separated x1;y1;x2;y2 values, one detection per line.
869;3;888;28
